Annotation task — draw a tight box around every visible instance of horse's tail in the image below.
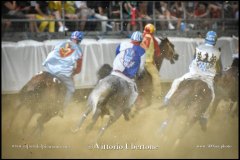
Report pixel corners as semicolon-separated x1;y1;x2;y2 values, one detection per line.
97;64;112;80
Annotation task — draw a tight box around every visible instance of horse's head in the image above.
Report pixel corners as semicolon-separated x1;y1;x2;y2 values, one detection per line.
158;36;179;65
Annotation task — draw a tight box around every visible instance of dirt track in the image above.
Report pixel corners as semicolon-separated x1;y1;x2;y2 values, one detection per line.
2;87;238;159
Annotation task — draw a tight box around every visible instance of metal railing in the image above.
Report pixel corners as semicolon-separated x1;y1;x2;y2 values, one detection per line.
1;1;239;38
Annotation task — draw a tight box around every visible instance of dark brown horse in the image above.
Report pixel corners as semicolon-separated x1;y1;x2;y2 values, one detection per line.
210;58;239;118
8;71;66;135
71;37;178;142
158;58;238;146
134;37;178;112
158;79;212;146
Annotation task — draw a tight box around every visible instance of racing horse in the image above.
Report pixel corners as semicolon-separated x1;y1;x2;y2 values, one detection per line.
71;36;178;142
8;71;66;135
158;79;212;146
97;36;179;116
158;58;239;146
210;58;239;118
136;36;178;110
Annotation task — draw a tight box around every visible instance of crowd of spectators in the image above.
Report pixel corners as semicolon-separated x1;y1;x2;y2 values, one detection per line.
2;1;239;33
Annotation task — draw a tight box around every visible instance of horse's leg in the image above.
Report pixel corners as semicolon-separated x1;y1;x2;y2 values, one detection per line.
136;74;153;110
32;112;53;136
7;99;23;131
159;83;195;141
209;98;221;119
157;107;177;144
174;115;198;147
85;108;101;133
131;87;152;118
21;109;35;134
158;119;170;136
94;108;122;143
123;108;131;121
130;95;151;118
71;106;92;133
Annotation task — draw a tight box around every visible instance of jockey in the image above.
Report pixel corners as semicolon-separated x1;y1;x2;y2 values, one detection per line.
42;31;84;115
114;31;145;78
87;31;145;118
161;31;222;121
111;31;146;109
140;23;162;100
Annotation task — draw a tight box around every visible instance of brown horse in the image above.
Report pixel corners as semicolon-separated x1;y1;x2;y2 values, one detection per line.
210;58;239;118
158;79;212;146
134;37;178;112
158;58;238;146
71;37;178;142
8;71;66;135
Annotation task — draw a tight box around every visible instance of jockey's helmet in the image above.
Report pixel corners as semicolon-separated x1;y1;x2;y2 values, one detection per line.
205;31;217;45
71;31;84;42
131;31;143;42
144;23;155;34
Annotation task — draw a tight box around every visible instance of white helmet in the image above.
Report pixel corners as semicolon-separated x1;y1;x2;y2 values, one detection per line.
131;31;143;42
205;31;217;45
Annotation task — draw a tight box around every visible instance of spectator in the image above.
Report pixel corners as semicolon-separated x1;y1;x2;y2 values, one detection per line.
2;1;41;32
32;1;55;32
2;1;24;32
193;2;210;30
137;1;152;31
122;1;138;36
74;1;110;32
170;1;184;30
48;1;69;32
74;1;95;31
16;1;40;32
95;1;110;32
208;2;222;30
154;1;176;30
109;1;121;31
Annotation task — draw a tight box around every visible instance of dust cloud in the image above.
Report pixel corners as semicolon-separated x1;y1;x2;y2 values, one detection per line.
2;88;238;159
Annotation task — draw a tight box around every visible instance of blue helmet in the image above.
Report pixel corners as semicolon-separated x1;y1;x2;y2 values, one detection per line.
71;31;84;41
131;31;143;42
205;31;217;45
